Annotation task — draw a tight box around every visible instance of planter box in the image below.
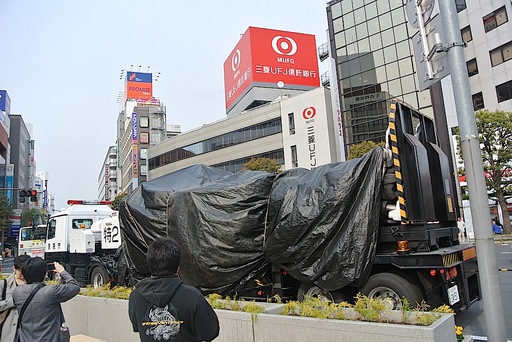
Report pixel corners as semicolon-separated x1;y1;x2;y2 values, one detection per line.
62;295;456;342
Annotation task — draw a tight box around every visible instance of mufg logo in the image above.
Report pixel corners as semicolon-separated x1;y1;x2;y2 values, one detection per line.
231;49;241;72
302;107;316;120
272;36;298;56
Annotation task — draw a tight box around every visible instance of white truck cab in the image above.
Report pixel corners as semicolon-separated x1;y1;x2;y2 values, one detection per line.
45;200;117;287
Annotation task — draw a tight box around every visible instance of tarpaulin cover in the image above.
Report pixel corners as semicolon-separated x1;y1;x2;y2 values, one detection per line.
120;148;384;294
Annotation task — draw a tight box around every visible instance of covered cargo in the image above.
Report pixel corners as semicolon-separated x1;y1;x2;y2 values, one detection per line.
120;148;384;295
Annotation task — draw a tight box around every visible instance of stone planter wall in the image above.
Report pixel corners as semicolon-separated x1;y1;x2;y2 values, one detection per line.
61;295;456;342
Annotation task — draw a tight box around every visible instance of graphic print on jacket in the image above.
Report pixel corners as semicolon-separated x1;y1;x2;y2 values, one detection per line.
144;303;183;340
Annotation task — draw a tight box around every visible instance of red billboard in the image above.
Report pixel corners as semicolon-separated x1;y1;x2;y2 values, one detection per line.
224;27;320;111
126;72;153;100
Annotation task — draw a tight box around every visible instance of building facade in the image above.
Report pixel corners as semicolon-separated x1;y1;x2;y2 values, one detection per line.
457;0;512;112
148;87;337;178
98;146;117;201
9;114;34;209
325;0;439;156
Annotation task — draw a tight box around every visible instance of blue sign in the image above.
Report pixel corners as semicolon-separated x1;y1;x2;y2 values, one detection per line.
131;112;138;141
0;90;11;115
126;72;152;83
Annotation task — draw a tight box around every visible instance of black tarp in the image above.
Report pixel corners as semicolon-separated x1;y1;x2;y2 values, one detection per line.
120;148;384;294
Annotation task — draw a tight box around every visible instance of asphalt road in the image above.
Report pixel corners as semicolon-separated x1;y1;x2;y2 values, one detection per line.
455;243;512;341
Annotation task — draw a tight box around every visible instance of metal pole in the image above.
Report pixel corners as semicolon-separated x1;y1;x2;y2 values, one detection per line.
437;1;506;341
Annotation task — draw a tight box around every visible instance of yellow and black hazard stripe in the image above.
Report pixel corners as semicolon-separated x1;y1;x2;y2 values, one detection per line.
388;100;407;224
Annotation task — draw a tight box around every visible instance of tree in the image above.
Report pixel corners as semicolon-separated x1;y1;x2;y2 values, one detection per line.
456;109;512;234
0;194;14;250
242;158;282;173
111;193;128;211
21;208;44;227
347;141;385;160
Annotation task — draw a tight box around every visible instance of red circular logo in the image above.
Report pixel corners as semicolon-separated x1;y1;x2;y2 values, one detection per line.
302;107;316;120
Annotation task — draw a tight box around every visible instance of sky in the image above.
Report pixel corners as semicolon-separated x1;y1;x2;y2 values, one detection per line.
0;1;330;210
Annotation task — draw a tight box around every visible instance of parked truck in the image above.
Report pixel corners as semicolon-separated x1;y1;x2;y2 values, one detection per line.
118;99;480;312
45;99;480;312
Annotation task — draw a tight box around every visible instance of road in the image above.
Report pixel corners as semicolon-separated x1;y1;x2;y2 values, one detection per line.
455;243;512;341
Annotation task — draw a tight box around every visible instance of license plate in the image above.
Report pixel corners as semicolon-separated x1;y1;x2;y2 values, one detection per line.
447;285;460;305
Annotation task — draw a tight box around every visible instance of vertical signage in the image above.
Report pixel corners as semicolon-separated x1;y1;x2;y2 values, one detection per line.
131;112;139;182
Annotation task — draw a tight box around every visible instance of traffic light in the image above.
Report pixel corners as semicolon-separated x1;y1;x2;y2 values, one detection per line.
30;189;37;202
18;190;26;203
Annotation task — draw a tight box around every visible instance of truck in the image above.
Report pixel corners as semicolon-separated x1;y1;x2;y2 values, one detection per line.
45;100;480;312
44;200;122;287
18;224;47;258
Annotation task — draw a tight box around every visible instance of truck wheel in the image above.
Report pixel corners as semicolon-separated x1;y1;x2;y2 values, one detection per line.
297;284;346;303
90;266;109;289
359;273;424;310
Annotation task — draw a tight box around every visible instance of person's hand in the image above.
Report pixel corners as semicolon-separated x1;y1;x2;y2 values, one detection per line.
54;262;65;274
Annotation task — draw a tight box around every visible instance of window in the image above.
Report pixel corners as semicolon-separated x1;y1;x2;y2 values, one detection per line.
291;145;298;167
456;0;466;13
483;6;508;32
472;92;484;110
72;219;93;230
139;116;149;128
466;58;479;77
140;148;148;159
490;41;512;67
288;113;295;135
496;80;512;103
139;132;149;144
461;26;472;43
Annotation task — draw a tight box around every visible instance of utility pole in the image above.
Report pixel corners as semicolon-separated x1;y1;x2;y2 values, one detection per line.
437;1;506;341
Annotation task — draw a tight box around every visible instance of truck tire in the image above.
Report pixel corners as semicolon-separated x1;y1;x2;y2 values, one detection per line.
359;272;424;310
297;284;346;303
90;266;109;289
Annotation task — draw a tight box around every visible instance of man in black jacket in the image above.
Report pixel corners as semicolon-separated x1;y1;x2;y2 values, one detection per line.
128;238;219;341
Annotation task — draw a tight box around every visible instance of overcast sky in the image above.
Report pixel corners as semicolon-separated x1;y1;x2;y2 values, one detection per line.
0;1;329;210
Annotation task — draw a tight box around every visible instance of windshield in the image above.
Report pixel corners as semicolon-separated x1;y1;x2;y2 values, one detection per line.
20;226;47;241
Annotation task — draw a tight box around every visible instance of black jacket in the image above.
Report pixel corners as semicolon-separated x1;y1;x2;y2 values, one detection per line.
128;275;219;341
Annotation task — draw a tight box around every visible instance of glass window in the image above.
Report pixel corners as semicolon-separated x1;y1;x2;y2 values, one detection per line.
386;62;400;80
331;2;342;19
394;23;409;42
140;132;149;144
418;90;432;108
490;41;512;67
375;66;387;83
373;49;385;67
383;45;398;63
345;27;357;45
140;148;148;159
353;0;364;10
333;17;344;33
367;17;380;35
399;58;413;75
377;0;391;14
396;40;410;59
288;113;295;135
47;220;56;239
388;78;402;95
369;33;382;49
342;0;353;13
461;26;472;43
358;38;370;53
390;7;405;25
381;28;395;47
291;145;298;167
365;2;378;19
344;11;355;28
496;80;512;102
472;92;485;110
139;116;149;128
456;0;466;13
379;12;393;31
335;32;346;48
347;42;358;55
403;92;418;109
72;219;93;230
466;58;479;77
356;22;368;39
354;7;366;24
483;7;508;33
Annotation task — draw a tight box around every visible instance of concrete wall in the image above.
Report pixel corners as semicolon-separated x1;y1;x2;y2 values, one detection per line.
62;296;456;342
